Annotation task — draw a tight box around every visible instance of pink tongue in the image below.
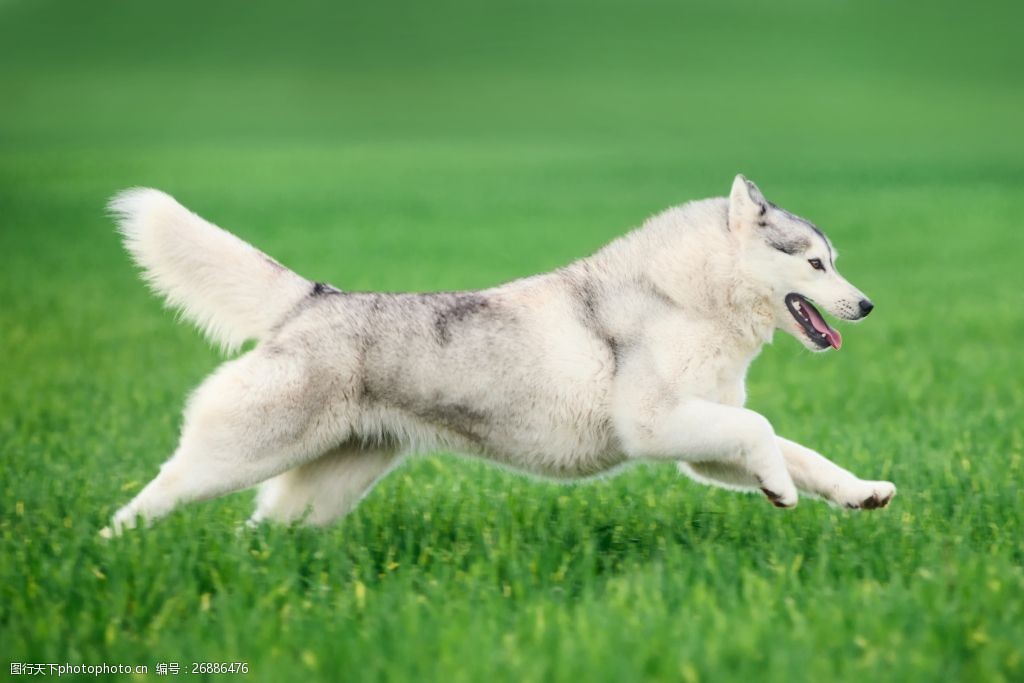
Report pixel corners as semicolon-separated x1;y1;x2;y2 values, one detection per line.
803;303;843;349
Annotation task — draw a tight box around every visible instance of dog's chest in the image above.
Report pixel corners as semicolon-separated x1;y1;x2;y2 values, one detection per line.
707;371;748;407
638;316;755;408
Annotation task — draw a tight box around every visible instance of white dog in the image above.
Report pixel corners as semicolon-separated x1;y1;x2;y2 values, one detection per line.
102;175;895;536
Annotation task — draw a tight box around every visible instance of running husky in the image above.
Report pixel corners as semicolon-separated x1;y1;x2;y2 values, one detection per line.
102;175;895;536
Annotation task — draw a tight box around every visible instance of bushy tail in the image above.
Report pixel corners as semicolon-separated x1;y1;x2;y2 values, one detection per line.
109;188;313;353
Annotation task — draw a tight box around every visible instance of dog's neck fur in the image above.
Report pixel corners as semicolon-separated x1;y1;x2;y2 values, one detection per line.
580;197;775;354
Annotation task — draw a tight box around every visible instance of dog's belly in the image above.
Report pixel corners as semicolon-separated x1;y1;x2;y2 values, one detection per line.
469;408;625;479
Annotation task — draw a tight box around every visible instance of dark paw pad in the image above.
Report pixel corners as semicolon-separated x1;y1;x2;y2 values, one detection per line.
761;487;789;508
853;492;893;510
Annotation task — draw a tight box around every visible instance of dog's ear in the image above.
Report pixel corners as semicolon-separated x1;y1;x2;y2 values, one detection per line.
728;174;768;231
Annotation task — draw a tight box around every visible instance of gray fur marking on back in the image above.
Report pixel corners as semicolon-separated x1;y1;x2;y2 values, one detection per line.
563;271;623;374
432;293;491;345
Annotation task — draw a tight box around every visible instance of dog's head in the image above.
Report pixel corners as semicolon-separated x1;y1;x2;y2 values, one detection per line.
728;174;873;351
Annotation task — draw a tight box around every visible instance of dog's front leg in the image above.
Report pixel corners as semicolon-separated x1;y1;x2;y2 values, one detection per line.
777;437;896;509
621;398;798;507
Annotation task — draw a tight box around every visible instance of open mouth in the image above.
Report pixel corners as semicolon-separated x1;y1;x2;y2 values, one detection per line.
785;293;842;350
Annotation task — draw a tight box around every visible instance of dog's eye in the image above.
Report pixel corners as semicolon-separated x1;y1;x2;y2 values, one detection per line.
808;258;825;271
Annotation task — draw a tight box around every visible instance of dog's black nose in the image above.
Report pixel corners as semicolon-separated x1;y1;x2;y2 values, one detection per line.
859;299;874;317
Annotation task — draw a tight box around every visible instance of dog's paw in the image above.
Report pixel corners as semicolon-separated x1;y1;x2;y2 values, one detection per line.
759;477;798;508
761;487;798;508
843;480;896;510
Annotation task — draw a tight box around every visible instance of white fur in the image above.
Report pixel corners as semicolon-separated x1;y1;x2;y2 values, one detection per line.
109;189;311;353
101;176;895;537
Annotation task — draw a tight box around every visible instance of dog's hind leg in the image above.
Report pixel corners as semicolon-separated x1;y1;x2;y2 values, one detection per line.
247;446;399;527
101;352;345;536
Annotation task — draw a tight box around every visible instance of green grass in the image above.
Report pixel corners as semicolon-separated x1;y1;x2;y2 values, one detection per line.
2;1;1023;681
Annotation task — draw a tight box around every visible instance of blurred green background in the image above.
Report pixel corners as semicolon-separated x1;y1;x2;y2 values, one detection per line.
1;1;1022;681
